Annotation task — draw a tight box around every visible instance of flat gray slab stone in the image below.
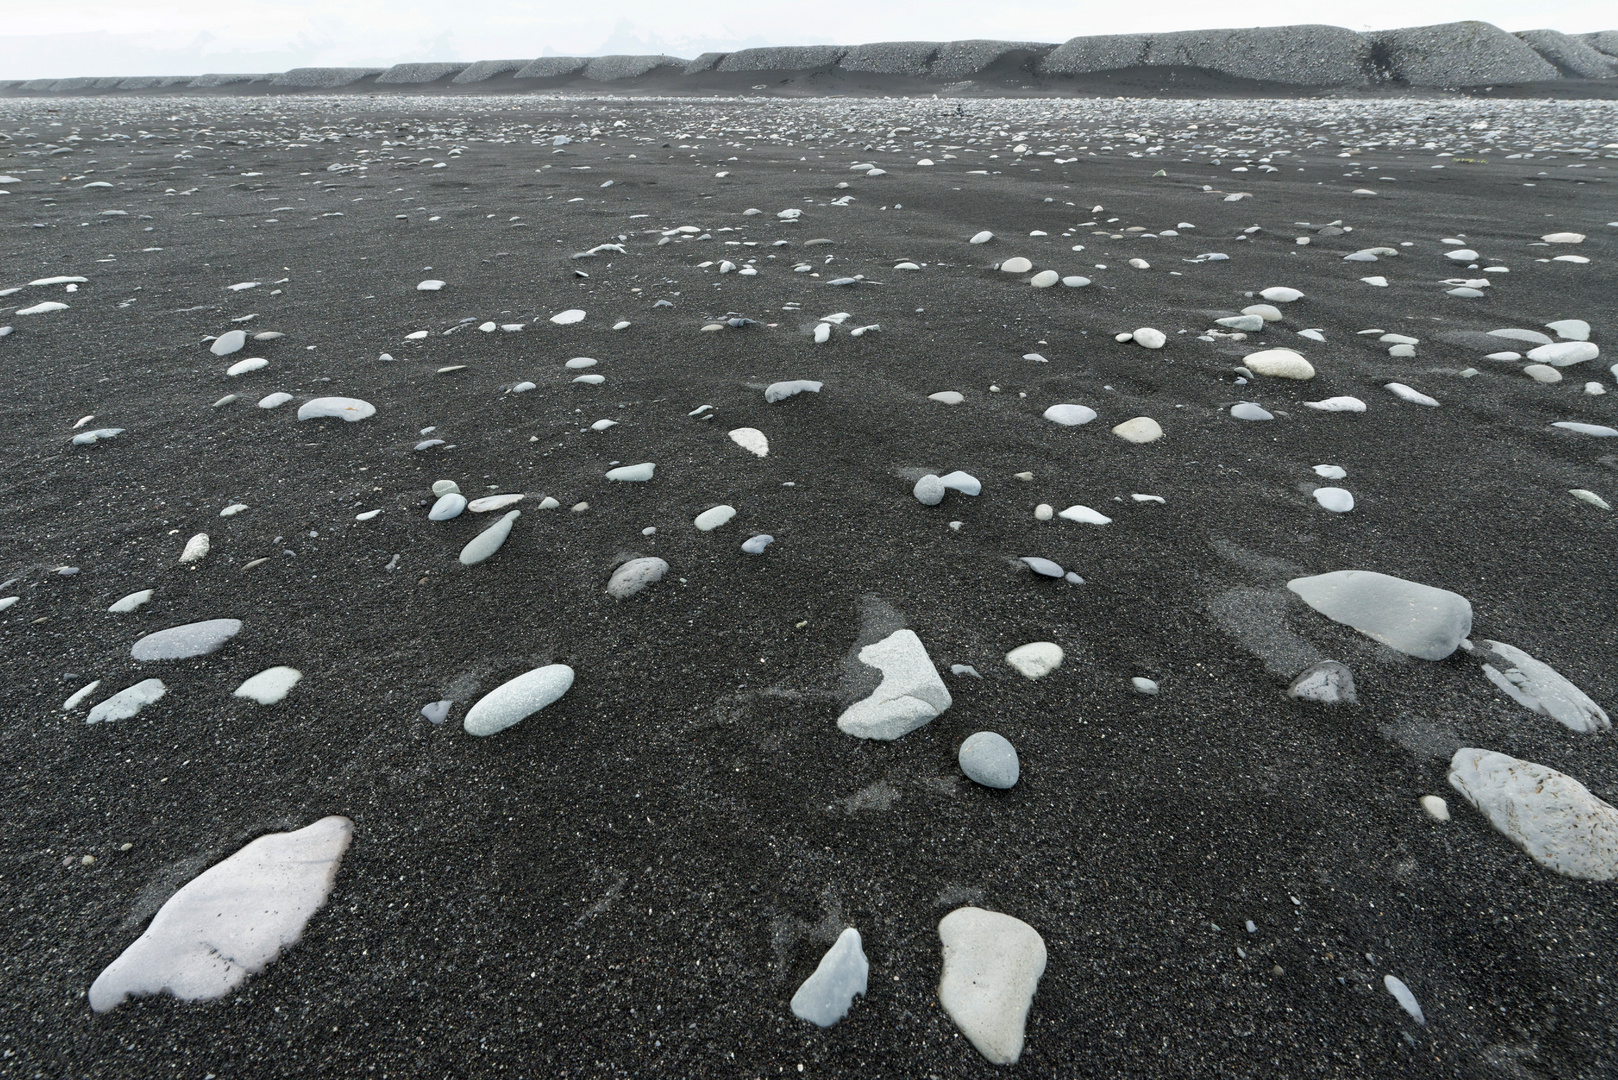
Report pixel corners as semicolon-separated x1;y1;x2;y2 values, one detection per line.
938;907;1047;1065
790;927;868;1027
1288;570;1471;660
1449;749;1618;880
837;629;951;740
131;619;242;661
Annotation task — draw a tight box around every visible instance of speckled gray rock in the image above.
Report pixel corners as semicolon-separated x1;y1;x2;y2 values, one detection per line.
1287;660;1358;705
937;908;1046;1065
839;42;939;77
451;60;532;83
717;46;849;72
1288;570;1472;660
584;55;685;80
837;629;952;740
464;665;575;737
376;63;469;84
606;557;669;599
270;68;385;88
930;40;1054;80
1517;30;1618;77
131;619;243;661
514;57;588;79
959;732;1020;789
1372;22;1559;85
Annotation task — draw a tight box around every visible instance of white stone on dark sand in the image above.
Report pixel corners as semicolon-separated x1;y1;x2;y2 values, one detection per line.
1287;660;1358;704
1231;402;1273;421
1243;349;1315;379
959;732;1020;788
1020;557;1063;578
694;505;736;531
108;589;153;613
742;534;774;555
1303;396;1366;412
429;493;467;520
86;678;167;723
1112;417;1163;443
938;471;981;496
1421;795;1450;821
607;557;669;599
459;510;519;565
937;907;1046;1065
1132;677;1160;695
791;928;868;1028
132;619;242;661
464;664;575;736
1448;749;1618;880
1288;571;1471;660
210;330;247;356
729;428;769;457
1132;327;1166;349
1527;342;1599;367
1006;642;1062;679
1475;640;1609;733
1058;505;1112;525
233;666;303;705
913;474;945;505
1385;383;1439;407
606;463;655;481
1313;487;1355;513
297;397;376;422
88;817;353;1011
765;380;822;403
468;493;524;513
837;629;952;740
1043;403;1096;426
1385;975;1425;1026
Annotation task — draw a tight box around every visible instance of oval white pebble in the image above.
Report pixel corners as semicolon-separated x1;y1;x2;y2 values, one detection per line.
233;666;303;705
464;664;575;736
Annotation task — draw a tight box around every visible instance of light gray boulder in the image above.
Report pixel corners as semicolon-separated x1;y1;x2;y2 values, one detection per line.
1372;22;1559;85
377;63;469;84
513;57;587;79
839;42;939;77
451;60;532;83
717;46;849;72
1516;30;1618;77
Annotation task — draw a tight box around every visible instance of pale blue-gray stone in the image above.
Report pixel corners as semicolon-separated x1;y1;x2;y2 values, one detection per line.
1288;571;1471;660
429;493;467;521
464;664;575;736
459;510;519;566
131;619;242;661
959;732;1019;788
790;928;868;1027
607;557;668;599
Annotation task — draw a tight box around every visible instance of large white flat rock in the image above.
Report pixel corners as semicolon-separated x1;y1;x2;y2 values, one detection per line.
1449;749;1618;880
938;907;1047;1064
836;629;951;740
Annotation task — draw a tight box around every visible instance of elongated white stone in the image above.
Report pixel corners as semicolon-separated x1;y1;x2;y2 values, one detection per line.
467;493;524;513
1476;640;1609;733
1058;505;1111;525
1384;975;1425;1025
729;428;769;457
108;589;153;613
938;471;981;496
464;664;575;736
765;380;822;403
1527;341;1599;367
233;666;303;705
1449;749;1618;880
1260;287;1303;302
550;308;586;324
605;463;655;481
837;629;951;740
1313;487;1355;513
1244;349;1315;380
607;557;668;599
1385;383;1439;407
1303;396;1366;412
1043;404;1096;426
938;908;1046;1065
459;510;519;565
86;678;166;723
210;330;247;356
88;817;353;1012
179;533;210;563
1288;571;1470;660
791;928;868;1027
132;619;242;661
694;505;736;531
63;679;102;710
1006;642;1062;679
225;357;268;376
297;397;375;422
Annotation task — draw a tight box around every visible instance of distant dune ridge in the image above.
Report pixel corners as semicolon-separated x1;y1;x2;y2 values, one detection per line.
3;21;1617;94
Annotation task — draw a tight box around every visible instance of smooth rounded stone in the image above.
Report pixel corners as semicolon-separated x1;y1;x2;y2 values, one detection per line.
1360;276;1388;287
62;680;102;711
1485;351;1523;361
209;330;247;356
512;382;538;394
233;666;302;705
1385;975;1426;1026
913;474;946;506
589;418;616;430
1260;287;1304;303
1112;417;1163;444
1541;232;1585;244
1444;248;1479;262
225;357;268;376
1489;328;1553;345
998;257;1032;274
694;505;737;531
572;373;605;385
928;391;965;405
1244;304;1285;322
416;279;445;291
1303;396;1366;412
421;700;452;724
1524;364;1563;384
1061;275;1091;287
1570;489;1611;509
86;679;167;724
1132;327;1166;349
1058;505;1112;525
1287;660;1358;704
1034;504;1054;520
1132;677;1160;695
741;534;774;555
1020;557;1064;578
132;619;242;661
212;395;239;408
432;480;461;496
959;732;1020;789
1243;348;1315;380
72;428;124;445
1421;795;1450;821
1475;639;1610;733
257;392;293;409
938;471;981;496
1546;319;1591;341
1313;487;1355;513
764;380;823;403
1448;748;1618;880
1217;315;1265;332
969;230;994;244
179;534;210;563
468;493;524;513
1552;422;1618;437
1231;402;1274;422
1006;642;1063;680
1527;341;1599;367
550;309;586;325
428;493;467;521
605;463;655;482
297;397;375;422
729;428;769;457
1385;383;1439;407
464;664;575;737
1043;403;1096;426
563;356;597;369
606;557;669;599
837;628;952;740
1447;287;1486;299
108;589;154;613
937;907;1046;1065
1288;570;1472;660
791;928;868;1028
1030;270;1060;288
87;816;353;1013
459;510;519;566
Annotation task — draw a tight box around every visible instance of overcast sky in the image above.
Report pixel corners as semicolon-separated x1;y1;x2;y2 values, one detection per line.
1;0;1611;79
